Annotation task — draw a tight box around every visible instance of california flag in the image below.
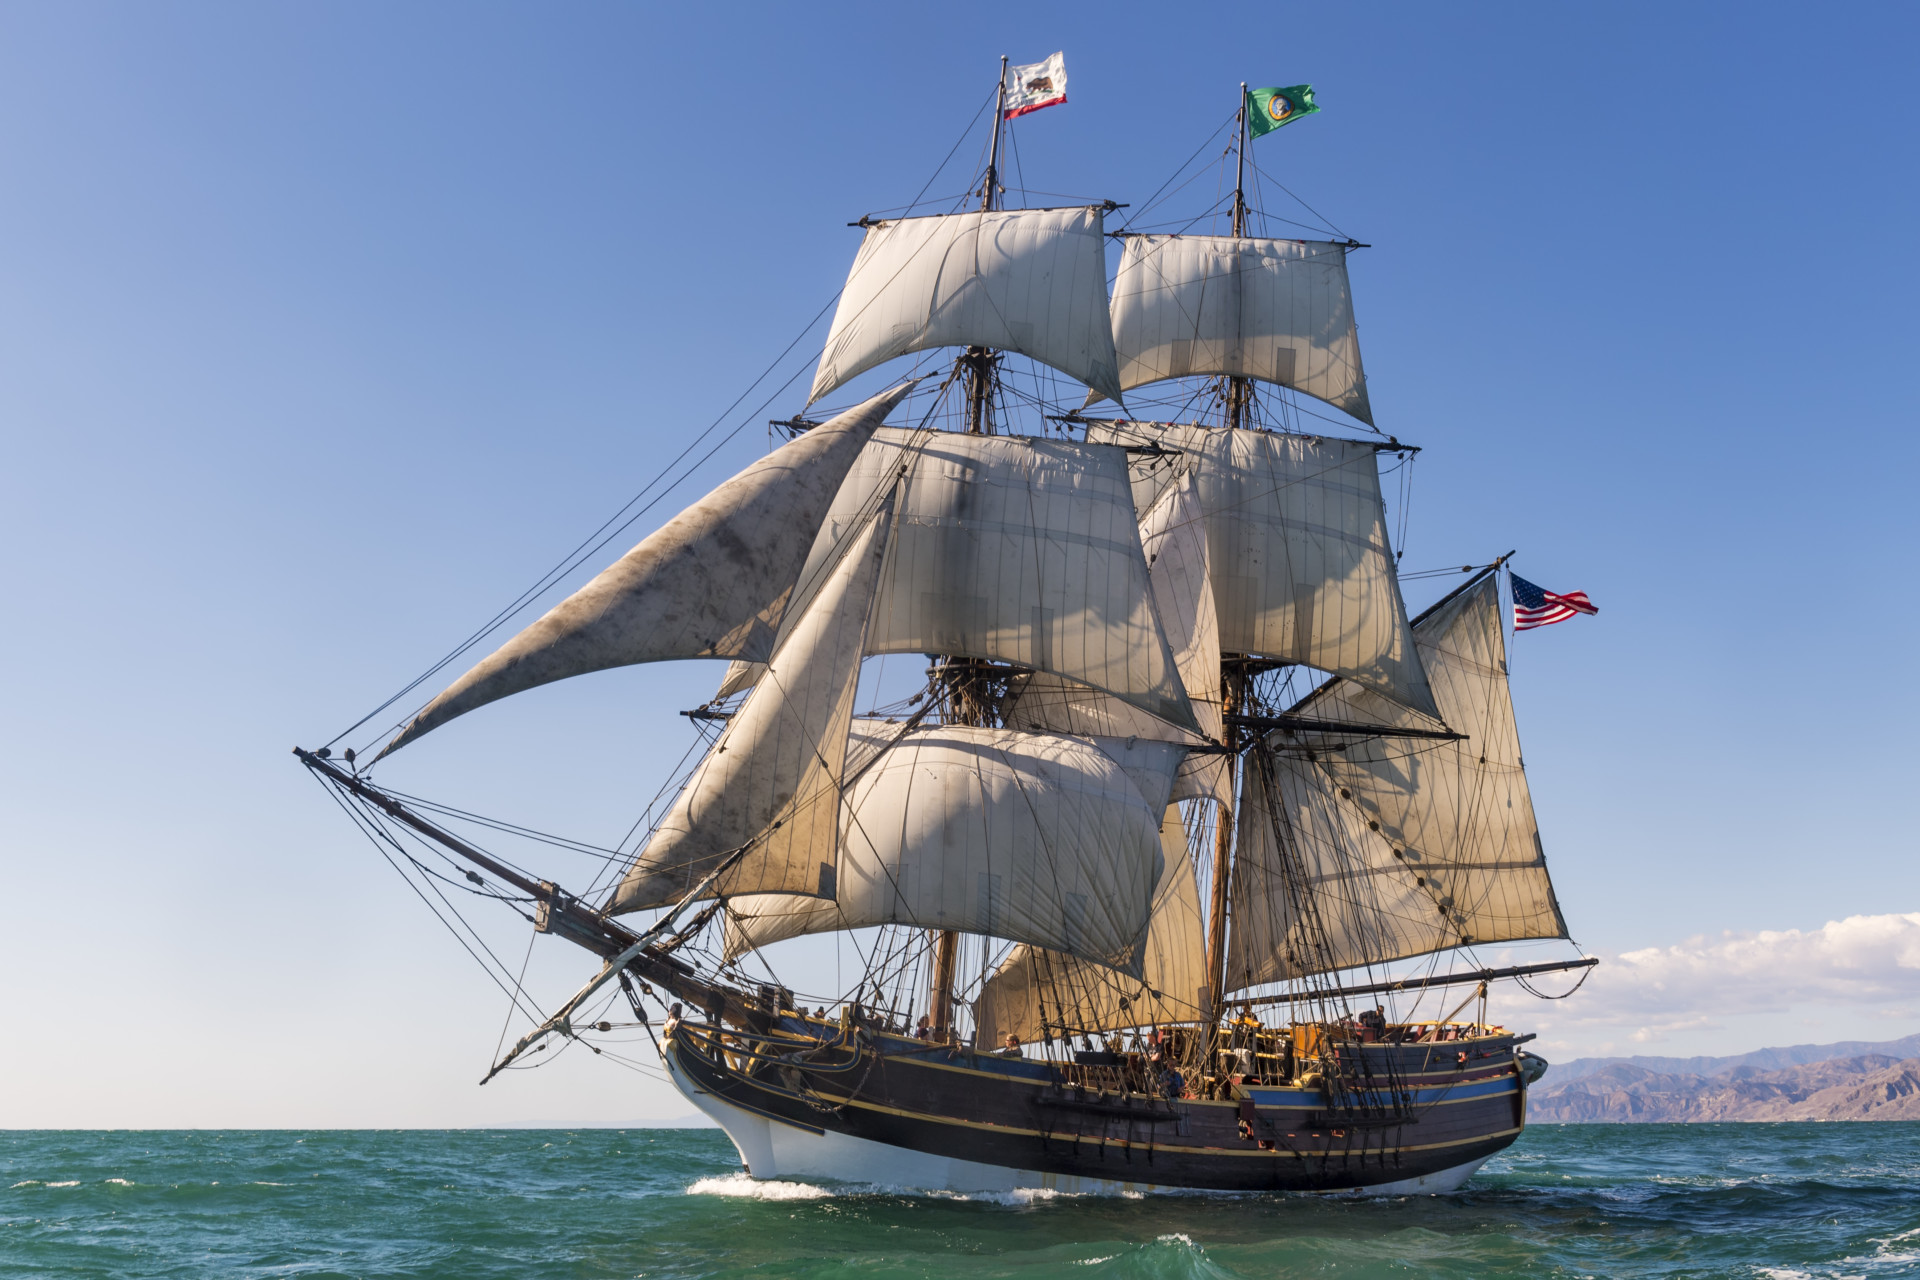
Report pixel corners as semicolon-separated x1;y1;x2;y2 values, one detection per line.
1004;52;1067;119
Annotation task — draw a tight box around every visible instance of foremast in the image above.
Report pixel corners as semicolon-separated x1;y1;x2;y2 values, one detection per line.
930;55;1010;1042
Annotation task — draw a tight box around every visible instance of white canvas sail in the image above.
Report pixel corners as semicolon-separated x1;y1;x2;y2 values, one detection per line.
974;804;1209;1046
608;502;893;913
1225;749;1449;988
1107;234;1370;425
379;385;913;757
1088;422;1437;720
721;724;1184;974
723;428;1200;732
809;207;1124;406
1225;574;1567;988
1001;468;1231;805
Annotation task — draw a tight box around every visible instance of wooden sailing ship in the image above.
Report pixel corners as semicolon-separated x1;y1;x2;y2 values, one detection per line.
299;65;1591;1194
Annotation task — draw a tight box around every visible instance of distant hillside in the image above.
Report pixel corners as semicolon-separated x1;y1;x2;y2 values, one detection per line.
1529;1054;1920;1122
1546;1032;1920;1084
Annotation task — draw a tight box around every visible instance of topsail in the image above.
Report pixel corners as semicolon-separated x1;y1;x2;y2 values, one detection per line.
1106;234;1370;425
809;207;1125;407
722;427;1202;733
1089;422;1437;720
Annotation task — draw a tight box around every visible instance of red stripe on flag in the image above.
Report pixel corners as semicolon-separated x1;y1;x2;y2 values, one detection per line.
1005;95;1066;120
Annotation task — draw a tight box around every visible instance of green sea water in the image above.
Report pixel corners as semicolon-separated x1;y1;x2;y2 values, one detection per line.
4;1124;1917;1278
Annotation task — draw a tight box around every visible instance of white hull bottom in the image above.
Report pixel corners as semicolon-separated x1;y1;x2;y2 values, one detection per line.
667;1051;1489;1198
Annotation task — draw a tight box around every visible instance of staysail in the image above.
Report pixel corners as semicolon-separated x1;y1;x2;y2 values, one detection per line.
973;804;1209;1046
1105;234;1370;425
1225;573;1567;989
809;207;1124;406
608;500;893;912
719;723;1185;974
721;428;1201;732
1088;422;1436;719
378;385;914;757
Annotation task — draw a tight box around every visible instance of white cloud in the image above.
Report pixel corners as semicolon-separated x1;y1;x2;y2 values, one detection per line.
1485;912;1920;1055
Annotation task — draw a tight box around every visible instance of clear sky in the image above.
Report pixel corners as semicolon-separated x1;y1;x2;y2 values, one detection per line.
2;2;1916;1127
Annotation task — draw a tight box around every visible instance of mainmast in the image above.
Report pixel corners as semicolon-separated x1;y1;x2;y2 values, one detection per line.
1203;84;1255;1034
931;55;1010;1041
1225;83;1253;434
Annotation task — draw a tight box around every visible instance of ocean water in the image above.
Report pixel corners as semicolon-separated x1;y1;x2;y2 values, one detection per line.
4;1125;1917;1279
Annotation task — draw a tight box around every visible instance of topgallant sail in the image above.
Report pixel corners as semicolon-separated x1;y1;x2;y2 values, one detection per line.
298;67;1592;1196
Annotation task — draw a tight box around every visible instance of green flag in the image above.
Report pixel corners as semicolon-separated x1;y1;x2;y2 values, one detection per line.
1247;85;1319;138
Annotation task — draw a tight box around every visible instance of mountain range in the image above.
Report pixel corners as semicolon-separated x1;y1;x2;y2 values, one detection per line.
1529;1032;1920;1122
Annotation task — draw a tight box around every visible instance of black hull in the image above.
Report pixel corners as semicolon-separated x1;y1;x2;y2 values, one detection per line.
665;1018;1528;1194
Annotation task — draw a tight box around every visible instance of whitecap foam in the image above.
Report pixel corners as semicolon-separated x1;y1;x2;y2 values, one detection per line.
105;1178;133;1186
1156;1233;1199;1247
687;1172;833;1200
9;1181;40;1189
929;1186;1094;1206
45;1181;79;1188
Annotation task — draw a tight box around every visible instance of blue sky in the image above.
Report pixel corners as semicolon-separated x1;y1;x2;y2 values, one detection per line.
2;3;1915;1125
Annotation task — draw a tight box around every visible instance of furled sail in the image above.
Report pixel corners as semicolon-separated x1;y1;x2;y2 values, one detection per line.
1224;574;1566;989
809;207;1125;406
721;723;1185;975
1001;468;1230;805
722;428;1201;732
378;385;914;758
1106;234;1370;425
974;804;1209;1047
1088;422;1436;719
607;502;893;913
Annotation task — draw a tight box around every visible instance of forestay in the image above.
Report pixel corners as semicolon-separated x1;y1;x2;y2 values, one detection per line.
809;207;1124;406
608;504;893;913
378;385;913;758
1225;575;1566;989
1106;235;1371;425
974;804;1209;1046
1001;468;1231;805
721;723;1185;975
1089;422;1437;719
723;428;1200;732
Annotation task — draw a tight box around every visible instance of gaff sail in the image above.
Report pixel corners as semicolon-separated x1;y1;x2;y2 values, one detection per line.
1225;574;1567;989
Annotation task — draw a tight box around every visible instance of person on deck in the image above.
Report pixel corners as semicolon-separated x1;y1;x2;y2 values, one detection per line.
998;1033;1022;1057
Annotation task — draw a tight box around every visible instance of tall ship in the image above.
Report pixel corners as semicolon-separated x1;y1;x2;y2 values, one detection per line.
299;62;1593;1195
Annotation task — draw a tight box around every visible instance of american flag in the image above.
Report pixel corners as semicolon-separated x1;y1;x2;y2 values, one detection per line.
1511;573;1597;631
